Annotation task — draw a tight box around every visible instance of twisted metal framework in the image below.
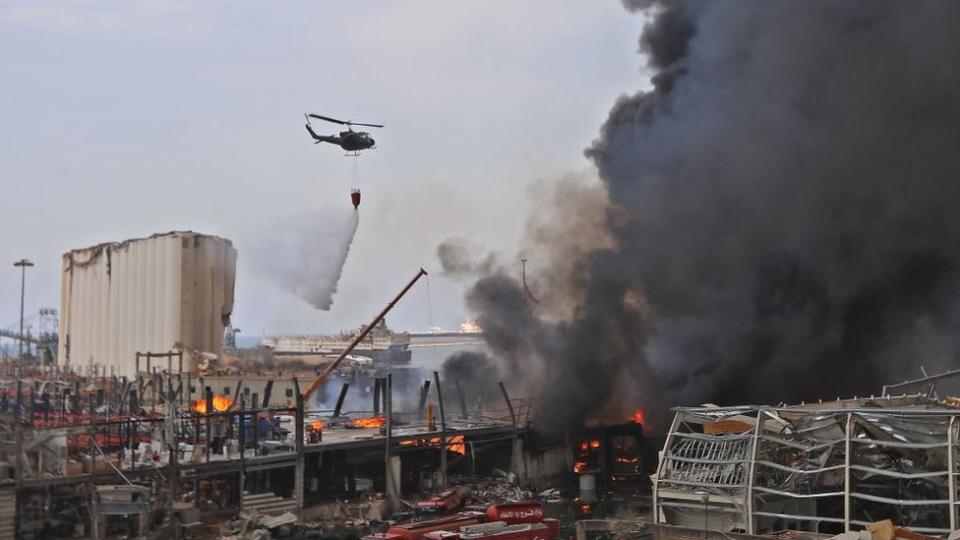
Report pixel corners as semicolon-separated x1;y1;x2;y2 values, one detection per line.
654;395;960;535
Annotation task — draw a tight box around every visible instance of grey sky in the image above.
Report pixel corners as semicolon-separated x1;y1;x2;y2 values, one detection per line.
0;1;647;339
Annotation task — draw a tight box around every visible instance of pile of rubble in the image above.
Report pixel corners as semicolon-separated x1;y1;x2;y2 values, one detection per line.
218;511;330;539
218;503;390;540
450;470;534;508
216;469;553;539
219;511;300;540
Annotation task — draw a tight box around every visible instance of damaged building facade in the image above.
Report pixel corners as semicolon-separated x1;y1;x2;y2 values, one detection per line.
654;389;960;536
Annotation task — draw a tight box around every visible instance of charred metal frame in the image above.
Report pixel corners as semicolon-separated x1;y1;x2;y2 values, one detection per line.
882;368;960;398
653;396;960;535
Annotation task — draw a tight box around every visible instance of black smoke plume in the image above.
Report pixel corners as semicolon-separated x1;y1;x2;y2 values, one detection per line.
443;351;502;387
441;1;960;434
441;351;505;413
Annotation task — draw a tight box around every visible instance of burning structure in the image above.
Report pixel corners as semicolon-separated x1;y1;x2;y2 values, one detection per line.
569;413;651;485
653;393;960;535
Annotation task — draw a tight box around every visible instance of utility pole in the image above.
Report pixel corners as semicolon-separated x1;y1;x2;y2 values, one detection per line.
13;259;33;360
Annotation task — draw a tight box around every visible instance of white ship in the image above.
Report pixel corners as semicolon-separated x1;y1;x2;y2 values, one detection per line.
262;320;412;365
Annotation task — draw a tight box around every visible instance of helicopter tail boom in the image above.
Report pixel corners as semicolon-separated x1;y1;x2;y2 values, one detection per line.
305;123;339;144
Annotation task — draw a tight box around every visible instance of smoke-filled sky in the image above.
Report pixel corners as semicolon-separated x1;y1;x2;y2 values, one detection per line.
442;0;960;432
0;2;646;338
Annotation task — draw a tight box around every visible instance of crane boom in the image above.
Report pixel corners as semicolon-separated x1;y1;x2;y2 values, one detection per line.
302;268;428;402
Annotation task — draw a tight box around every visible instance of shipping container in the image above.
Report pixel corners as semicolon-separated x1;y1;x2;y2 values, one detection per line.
58;231;237;377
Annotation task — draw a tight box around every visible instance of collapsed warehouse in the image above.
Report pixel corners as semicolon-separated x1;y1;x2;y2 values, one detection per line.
653;372;960;536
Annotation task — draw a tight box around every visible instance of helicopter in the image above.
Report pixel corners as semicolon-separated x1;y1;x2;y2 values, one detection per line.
304;113;383;155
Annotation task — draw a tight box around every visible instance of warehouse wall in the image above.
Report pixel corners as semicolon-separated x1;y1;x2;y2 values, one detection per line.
58;231;236;377
188;376;301;409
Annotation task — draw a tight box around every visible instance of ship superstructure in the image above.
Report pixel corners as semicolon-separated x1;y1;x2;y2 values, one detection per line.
263;320;412;365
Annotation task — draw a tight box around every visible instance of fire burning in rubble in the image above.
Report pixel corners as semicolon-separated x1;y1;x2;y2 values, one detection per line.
351;416;386;429
399;435;466;455
309;420;325;430
191;394;233;414
573;439;601;473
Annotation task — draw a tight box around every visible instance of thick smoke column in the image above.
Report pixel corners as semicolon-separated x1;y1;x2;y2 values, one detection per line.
253;207;359;310
441;350;505;410
442;1;960;434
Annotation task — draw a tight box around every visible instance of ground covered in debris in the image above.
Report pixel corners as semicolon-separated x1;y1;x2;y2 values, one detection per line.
217;473;651;539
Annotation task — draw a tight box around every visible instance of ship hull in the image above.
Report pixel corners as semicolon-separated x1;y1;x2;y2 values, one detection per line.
273;346;411;365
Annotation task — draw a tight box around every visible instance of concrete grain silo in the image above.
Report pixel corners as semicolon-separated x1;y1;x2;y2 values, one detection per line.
57;231;237;377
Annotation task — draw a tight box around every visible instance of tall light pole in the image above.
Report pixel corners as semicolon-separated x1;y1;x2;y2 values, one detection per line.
13;259;33;360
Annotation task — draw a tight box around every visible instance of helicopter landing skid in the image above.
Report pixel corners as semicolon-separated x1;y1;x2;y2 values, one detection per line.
345;151;363;157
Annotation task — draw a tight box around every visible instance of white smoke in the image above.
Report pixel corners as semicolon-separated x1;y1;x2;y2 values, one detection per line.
253;206;360;310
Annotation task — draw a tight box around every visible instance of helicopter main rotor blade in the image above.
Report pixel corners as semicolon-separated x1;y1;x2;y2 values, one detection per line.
307;114;348;125
348;122;384;128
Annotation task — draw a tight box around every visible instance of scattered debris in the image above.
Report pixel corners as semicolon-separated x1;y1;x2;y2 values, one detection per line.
219;510;326;540
538;488;561;503
449;475;533;508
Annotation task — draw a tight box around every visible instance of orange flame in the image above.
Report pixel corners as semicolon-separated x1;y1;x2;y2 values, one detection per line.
448;435;466;455
631;408;645;425
351;416;386;428
191;394;233;414
574;438;601;472
309;420;325;430
399;435;466;455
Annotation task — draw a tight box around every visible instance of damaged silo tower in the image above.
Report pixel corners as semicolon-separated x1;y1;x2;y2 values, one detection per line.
58;231;237;377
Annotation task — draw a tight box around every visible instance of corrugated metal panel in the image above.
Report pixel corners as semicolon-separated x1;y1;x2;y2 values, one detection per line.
58;231;236;377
